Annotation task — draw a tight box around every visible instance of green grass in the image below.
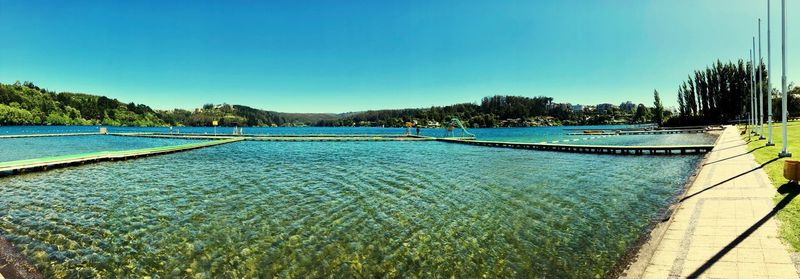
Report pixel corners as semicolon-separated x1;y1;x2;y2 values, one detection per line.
740;121;800;251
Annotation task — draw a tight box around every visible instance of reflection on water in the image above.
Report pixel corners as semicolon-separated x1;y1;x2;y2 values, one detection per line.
0;141;701;278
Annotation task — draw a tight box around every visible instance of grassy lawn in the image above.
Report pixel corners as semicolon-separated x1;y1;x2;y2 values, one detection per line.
740;121;800;251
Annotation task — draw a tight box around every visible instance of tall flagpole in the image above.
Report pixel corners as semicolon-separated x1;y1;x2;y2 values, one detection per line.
749;50;753;135
754;37;761;137
779;0;791;157
759;19;766;139
752;45;758;136
767;0;775;145
745;49;756;136
751;49;755;135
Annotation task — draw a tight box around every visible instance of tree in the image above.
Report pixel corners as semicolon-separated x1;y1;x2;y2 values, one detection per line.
653;90;664;125
677;88;686;116
666;59;756;126
633;104;651;123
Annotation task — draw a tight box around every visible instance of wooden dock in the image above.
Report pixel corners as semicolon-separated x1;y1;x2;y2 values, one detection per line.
108;133;438;141
0;132;99;139
566;128;710;136
437;138;714;155
0;138;242;177
0;131;713;179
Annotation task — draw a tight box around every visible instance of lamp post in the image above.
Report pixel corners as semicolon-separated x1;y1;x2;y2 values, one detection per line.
779;0;791;157
767;0;775;146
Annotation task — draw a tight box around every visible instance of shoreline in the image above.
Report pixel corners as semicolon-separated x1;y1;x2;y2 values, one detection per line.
620;126;800;278
607;129;723;278
0;235;42;279
0;126;721;277
0;123;673;129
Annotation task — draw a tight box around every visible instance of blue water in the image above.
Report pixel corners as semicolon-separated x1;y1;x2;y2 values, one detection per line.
0;125;418;136
0;125;716;146
540;134;718;146
0;126;714;278
0;135;197;162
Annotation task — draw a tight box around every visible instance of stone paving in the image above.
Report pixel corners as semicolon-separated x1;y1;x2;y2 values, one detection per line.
627;126;800;278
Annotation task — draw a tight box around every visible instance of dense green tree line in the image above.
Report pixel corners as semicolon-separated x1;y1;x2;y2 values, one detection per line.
1;81;674;128
667;59;800;126
318;95;664;128
0;81;163;126
0;81;335;127
669;60;762;126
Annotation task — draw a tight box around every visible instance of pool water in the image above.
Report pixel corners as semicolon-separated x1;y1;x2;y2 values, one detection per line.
0;135;197;162
0;138;703;278
550;133;718;146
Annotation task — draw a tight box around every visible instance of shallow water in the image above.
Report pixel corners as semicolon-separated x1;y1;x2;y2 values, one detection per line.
0;135;197;162
0;139;703;278
0;125;717;146
548;133;718;146
0;124;636;138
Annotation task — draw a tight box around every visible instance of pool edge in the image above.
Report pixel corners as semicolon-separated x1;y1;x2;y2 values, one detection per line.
610;128;724;279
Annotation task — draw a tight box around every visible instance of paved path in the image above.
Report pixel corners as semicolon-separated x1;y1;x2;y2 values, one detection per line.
626;126;800;278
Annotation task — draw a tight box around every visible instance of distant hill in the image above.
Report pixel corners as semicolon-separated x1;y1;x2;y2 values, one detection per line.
0;81;341;127
0;81;164;126
279;112;342;125
0;81;665;128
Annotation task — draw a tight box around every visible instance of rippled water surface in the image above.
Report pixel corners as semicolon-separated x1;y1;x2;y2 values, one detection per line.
0;138;703;278
0;135;196;162
0;125;717;146
549;133;718;146
2;125;716;145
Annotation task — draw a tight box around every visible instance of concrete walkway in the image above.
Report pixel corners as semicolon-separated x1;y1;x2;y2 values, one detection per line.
625;126;800;278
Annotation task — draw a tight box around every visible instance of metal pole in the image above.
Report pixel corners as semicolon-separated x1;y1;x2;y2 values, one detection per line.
747;50;752;140
767;0;775;145
749;49;753;134
747;49;756;135
754;36;763;138
779;0;791;156
752;47;757;136
759;19;766;139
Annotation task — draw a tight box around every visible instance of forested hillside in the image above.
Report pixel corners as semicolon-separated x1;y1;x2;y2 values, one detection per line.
0;81;335;127
318;95;662;128
0;81;667;128
0;81;164;126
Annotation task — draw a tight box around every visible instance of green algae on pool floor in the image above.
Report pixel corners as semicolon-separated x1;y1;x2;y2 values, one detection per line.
0;141;702;278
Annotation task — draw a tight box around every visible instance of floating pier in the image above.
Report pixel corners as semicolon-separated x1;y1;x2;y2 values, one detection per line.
437;138;714;155
108;132;439;141
566;128;711;136
0;138;242;177
0;128;713;179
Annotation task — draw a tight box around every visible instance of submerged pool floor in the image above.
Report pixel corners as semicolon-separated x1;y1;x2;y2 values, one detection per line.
0;140;702;278
0;135;197;162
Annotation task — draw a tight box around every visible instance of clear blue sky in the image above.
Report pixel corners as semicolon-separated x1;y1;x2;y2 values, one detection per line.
0;0;797;113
